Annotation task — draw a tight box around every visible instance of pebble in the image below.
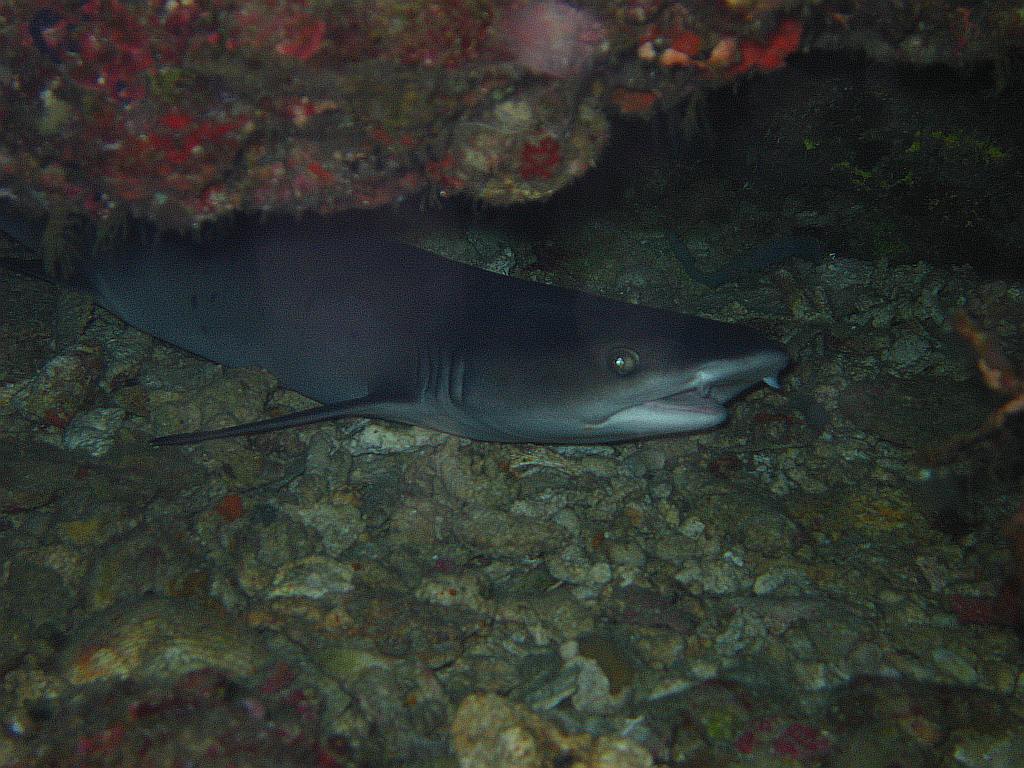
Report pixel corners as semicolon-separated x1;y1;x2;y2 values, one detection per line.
753;567;813;596
931;646;978;686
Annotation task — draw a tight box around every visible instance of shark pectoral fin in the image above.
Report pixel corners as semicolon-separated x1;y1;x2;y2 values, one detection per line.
151;398;379;446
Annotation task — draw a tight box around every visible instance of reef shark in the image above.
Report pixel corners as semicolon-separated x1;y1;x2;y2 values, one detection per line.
0;205;788;445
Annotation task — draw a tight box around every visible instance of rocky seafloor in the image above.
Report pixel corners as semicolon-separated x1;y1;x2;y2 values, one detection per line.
1;58;1023;768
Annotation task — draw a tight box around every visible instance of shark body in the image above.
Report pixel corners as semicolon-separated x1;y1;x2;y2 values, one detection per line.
0;206;789;445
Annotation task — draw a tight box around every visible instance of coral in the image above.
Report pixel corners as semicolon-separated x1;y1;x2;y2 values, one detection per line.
736;718;832;760
659;29;702;66
999;505;1024;630
275;17;327;61
954;312;1024;430
927;312;1024;461
730;19;804;75
950;500;1024;632
496;0;606;77
215;493;245;522
519;136;561;180
388;0;494;69
1;1;1022;223
611;88;659;113
13;668;350;768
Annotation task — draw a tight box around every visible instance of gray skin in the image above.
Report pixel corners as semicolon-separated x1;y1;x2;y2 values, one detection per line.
2;212;789;445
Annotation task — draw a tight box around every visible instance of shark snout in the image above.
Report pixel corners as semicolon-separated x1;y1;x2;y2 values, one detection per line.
685;346;789;405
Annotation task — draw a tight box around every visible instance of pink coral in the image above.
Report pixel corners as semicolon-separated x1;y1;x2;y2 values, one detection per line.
496;0;606;78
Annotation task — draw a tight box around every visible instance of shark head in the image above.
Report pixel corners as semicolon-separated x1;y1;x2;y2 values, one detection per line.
459;296;789;443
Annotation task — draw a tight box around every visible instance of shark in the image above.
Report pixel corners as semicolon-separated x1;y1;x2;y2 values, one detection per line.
0;204;789;445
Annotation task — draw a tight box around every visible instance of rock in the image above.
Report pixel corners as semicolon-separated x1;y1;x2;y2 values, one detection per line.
10;344;102;427
62;406;126;457
348;422;447;454
2;561;75;632
61;597;268;684
283;498;365;558
267;556;356;600
453;692;653;768
954;732;1024;768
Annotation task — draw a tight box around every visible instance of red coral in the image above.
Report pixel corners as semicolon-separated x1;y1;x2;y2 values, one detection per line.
260;661;297;695
611;88;658;114
64;0;198;102
233;3;330;63
160;110;192;133
306;161;335;184
731;19;803;75
762;19;803;68
948;593;1011;626
520;136;561;180
76;723;125;756
948;502;1024;632
735;716;775;754
276;17;326;61
772;722;832;760
93;111;244;207
215;494;244;522
669;31;702;57
425;153;464;192
736;718;831;761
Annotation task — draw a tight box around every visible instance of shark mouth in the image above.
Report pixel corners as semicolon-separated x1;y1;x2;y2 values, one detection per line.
643;372;781;417
601;349;789;435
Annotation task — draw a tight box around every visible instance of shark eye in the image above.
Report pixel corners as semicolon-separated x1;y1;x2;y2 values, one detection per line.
609;348;640;375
